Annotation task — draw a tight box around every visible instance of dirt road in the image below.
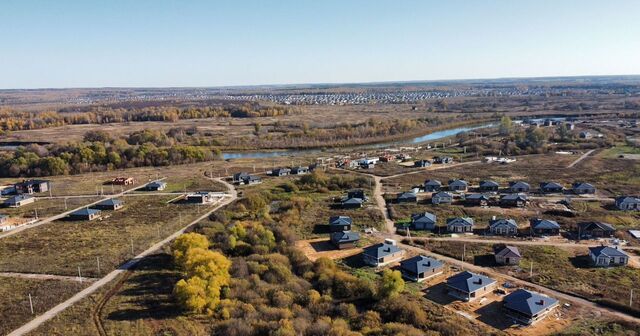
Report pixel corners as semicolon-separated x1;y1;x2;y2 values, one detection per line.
0;272;97;283
7;177;236;336
566;149;596;168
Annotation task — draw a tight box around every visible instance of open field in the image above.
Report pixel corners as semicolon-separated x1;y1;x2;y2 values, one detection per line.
0;277;87;336
0;195;217;277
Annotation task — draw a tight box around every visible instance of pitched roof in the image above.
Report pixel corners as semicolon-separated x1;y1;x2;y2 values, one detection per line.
147;181;167;187
509;181;530;189
362;243;403;258
480;180;499;188
495;245;521;258
342;197;364;205
503;289;559;316
433;191;453;198
448;179;468;187
446;271;496;293
447;217;474;226
412;212;436;223
589;246;628;258
530;219;560;230
424;179;442;186
501;193;528;201
578;221;615;231
489;219;518;228
572;182;595;190
398;191;417;199
329;216;352;226
71;208;101;216
466;193;490;200
540;181;564;189
616;196;640;204
400;255;443;275
97;198;123;206
4;195;33;203
330;231;360;244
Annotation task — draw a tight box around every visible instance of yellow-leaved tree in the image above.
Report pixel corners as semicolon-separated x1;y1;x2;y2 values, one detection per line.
172;233;231;315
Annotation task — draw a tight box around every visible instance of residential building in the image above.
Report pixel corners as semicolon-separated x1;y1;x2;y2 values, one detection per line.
271;168;291;176
14;180;50;194
341;197;364;209
578;222;615;239
330;231;360;250
3;195;35;208
400;256;444;282
446;217;474;233
291;166;309;175
397;191;417;203
494;245;521;265
347;189;367;201
508;181;530;193
572;182;596;195
145;181;167;191
111;177;135;185
446;271;497;301
503;289;559;325
329;216;352;232
92;198;124;211
431;191;453;205
414;159;432;168
68;208;102;221
500;194;528;207
615;196;640;211
362;240;405;267
465;193;490;206
489;219;519;236
530;219;561;236
411;212;437;231
424;179;442;192
448;179;468;192
588;246;629;267
185;192;217;204
540;182;564;194
479;180;500;192
433;156;453;164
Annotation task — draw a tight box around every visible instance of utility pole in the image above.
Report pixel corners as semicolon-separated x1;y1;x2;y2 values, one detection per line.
97;257;101;275
28;294;34;314
530;261;533;278
462;243;466;262
631;288;634;307
64;198;68;210
34;209;38;220
130;238;134;256
78;266;83;283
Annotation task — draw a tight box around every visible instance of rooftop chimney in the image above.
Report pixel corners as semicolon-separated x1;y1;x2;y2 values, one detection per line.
537;299;545;305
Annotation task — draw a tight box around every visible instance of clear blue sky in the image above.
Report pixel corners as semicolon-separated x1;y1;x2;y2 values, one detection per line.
1;0;639;89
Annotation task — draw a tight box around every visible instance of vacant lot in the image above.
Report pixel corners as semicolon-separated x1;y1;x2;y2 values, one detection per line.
0;276;86;335
0;195;215;277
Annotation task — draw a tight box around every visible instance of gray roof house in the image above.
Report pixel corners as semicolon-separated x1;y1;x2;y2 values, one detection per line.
489;219;519;236
347;189;367;201
572;182;596;195
271;168;291;176
3;195;35;208
233;172;250;182
500;193;528;207
291;166;309;175
508;181;531;193
68;208;102;221
494;245;521;265
14;179;50;194
145;181;167;191
446;217;474;233
400;256;444;282
329;216;352;232
446;271;497;301
540;182;564;194
92;198;124;211
432;191;453;205
434;156;453;164
615;196;640;211
362;240;405;267
578;222;615;239
414;159;432;168
397;191;417;203
589;246;629;267
479;180;500;192
530;219;561;236
330;231;360;250
424;179;442;192
448;179;468;192
465;193;490;206
411;212;437;231
341;197;364;209
503;289;559;325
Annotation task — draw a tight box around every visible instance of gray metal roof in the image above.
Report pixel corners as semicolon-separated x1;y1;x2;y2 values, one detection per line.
572;182;595;190
589;246;628;258
489;219;518;229
330;231;360;244
503;289;558;316
71;208;101;216
398;191;417;199
447;217;474;226
448;179;468;187
400;255;443;275
509;181;530;189
329;216;352;226
495;245;521;258
578;221;615;232
466;193;490;200
530;219;560;230
412;212;437;224
97;198;123;206
4;195;33;203
363;242;403;258
424;179;442;186
433;191;453;198
446;271;496;293
480;180;499;188
342;197;364;205
501;193;527;201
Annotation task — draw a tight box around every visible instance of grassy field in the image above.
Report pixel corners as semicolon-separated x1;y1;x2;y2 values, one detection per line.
0;196;103;219
0;195;214;277
424;240;640;311
0;277;87;335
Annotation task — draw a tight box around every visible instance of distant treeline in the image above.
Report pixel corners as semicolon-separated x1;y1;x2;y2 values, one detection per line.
0;104;299;131
0;129;220;177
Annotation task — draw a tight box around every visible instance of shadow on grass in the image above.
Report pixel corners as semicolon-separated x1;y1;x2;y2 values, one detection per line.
423;282;457;305
312;224;331;234
341;253;367;268
107;253;182;321
475;300;513;330
569;254;593;268
473;254;498;267
309;240;335;253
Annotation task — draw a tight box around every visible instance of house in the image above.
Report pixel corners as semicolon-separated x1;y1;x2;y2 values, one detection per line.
540;182;564;194
400;256;444;282
579;131;593;139
494;245;521;265
3;195;35;208
448;179;468;192
330;231;360;250
424;180;442;192
379;155;395;162
341;197;364;209
530;219;560;236
411;212;437;231
0;215;15;232
242;175;262;185
111;177;134;185
92;198;124;211
14;180;50;194
588;246;629;267
0;214;7;225
508;181;530;193
145;181;167;191
329;216;352;232
348;189;367;201
500;194;528;208
465;193;490;206
233;172;251;183
0;185;16;196
503;289;559;325
291;166;309;175
433;156;453;164
479;180;500;192
185;192;217;204
432;191;453;205
446;271;497;301
414;159;431;168
362;240;405;267
572;182;596;195
271;168;291;177
578;222;615;239
397;191;417;203
446;217;474;233
489;219;519;236
68;208;102;221
615;196;640;211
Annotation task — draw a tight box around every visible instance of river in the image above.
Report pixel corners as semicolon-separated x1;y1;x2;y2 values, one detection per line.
221;123;494;159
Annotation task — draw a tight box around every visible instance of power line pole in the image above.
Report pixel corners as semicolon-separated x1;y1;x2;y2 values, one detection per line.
28;293;34;314
96;257;101;275
78;266;83;283
631;288;634;307
130;238;134;256
530;261;533;278
462;243;466;262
